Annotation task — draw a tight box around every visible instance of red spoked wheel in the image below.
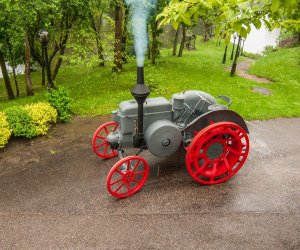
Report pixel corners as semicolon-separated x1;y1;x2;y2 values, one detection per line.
107;156;149;198
92;121;118;159
186;122;249;185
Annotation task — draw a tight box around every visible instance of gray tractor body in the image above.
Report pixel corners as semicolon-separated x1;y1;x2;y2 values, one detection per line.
109;90;247;158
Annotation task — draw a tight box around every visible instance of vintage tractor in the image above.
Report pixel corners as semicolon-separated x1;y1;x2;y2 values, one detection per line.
92;67;250;198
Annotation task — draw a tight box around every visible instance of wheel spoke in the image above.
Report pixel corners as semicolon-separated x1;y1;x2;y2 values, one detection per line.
103;144;108;155
131;178;140;184
223;157;232;173
134;171;145;176
228;147;244;156
210;162;217;183
126;161;130;171
110;178;123;186
97;136;106;140
127;183;130;192
193;161;208;177
114;182;126;193
115;169;125;176
104;127;109;135
113;124;118;131
95;142;106;149
132;160;141;172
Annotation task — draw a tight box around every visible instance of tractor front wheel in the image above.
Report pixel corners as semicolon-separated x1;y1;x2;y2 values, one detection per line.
107;156;149;198
92;121;118;159
186;122;249;185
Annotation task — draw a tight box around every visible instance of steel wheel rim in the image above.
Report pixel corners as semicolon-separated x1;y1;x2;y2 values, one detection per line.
186;122;249;185
107;156;149;198
92;121;118;159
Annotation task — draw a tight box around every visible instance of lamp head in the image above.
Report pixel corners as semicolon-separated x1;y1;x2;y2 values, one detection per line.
39;30;49;44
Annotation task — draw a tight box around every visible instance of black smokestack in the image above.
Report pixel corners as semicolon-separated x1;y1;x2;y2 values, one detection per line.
131;67;150;148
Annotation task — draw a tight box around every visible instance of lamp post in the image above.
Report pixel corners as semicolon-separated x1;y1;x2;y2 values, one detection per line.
230;35;237;60
240;39;245;56
231;35;241;77
39;30;54;90
222;45;228;64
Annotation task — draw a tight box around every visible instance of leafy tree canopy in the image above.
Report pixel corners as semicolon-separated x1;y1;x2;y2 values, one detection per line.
157;0;300;43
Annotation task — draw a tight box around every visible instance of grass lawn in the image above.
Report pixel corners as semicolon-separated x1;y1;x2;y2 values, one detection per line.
1;40;299;120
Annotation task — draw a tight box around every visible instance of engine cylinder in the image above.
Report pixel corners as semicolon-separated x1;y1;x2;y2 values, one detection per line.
144;120;182;157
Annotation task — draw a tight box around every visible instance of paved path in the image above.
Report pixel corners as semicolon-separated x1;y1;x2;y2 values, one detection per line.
235;58;273;83
0;117;299;249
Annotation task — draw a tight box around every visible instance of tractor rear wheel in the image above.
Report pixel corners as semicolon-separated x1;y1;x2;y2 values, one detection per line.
186;122;249;185
92;121;118;159
107;156;149;198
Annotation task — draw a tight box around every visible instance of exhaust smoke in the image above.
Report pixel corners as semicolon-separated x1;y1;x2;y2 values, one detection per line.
125;0;157;67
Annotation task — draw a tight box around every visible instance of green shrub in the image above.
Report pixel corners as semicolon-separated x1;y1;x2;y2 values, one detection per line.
24;102;58;135
47;87;72;122
5;106;37;138
0;112;12;148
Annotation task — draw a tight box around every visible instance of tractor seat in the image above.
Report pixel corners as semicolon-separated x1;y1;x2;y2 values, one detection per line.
208;95;231;111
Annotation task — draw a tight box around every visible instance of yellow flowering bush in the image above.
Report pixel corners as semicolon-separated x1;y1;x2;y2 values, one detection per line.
0;112;12;148
24;102;58;136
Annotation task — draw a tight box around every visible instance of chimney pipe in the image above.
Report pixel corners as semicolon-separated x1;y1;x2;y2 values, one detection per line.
131;67;150;148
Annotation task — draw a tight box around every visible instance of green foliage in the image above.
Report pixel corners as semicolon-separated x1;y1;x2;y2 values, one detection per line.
1;40;300;120
47;87;72;122
5;106;38;139
24;102;58;135
262;45;278;55
158;0;300;43
1;102;58;145
242;52;261;60
0;112;11;148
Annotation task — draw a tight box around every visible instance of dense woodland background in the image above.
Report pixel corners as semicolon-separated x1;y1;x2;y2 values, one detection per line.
0;0;299;100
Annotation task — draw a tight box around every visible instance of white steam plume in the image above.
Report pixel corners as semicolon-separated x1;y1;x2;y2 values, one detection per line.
125;0;156;67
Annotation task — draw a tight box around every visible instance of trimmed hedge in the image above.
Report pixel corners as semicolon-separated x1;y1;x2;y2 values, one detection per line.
47;87;72;123
0;112;12;148
0;102;58;148
5;106;38;138
24;102;57;135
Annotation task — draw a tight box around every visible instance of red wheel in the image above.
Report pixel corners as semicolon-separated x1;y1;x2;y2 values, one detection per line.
107;156;149;198
186;122;249;185
92;121;118;159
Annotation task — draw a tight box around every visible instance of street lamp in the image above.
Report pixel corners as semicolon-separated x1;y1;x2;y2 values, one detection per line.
39;30;54;90
240;39;245;56
230;34;237;60
231;35;241;76
222;44;228;64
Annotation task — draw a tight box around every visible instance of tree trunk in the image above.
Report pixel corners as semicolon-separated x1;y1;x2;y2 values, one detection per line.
52;32;69;80
8;42;20;96
173;27;179;56
122;6;129;64
0;50;15;100
41;48;46;86
113;5;123;72
178;25;186;57
204;22;210;42
11;64;19;96
95;34;105;66
91;11;105;67
24;34;34;96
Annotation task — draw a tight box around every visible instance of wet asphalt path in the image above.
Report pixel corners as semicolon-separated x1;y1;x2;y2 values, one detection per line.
0;117;299;249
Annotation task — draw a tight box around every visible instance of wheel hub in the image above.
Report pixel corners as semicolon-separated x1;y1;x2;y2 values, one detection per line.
206;142;224;160
124;172;134;182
